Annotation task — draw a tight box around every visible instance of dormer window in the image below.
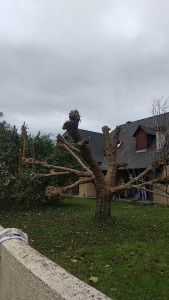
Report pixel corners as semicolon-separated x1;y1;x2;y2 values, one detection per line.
133;128;147;151
133;125;156;152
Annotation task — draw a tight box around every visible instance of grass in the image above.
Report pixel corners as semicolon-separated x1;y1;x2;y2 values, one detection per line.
0;198;169;300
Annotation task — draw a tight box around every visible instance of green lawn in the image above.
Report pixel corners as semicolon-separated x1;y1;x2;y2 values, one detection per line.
0;198;169;300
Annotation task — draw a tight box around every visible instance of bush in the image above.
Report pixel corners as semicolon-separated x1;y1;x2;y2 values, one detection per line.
0;113;80;210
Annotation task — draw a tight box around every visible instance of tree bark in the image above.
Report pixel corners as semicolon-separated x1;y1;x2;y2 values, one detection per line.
96;186;112;216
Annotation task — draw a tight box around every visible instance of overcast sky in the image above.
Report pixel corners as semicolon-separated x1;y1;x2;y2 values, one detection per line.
1;0;169;137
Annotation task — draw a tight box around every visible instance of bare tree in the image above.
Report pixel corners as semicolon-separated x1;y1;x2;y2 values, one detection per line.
152;98;169;204
23;110;167;217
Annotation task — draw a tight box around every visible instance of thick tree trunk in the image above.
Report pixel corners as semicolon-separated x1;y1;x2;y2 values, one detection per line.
94;179;112;216
96;189;112;216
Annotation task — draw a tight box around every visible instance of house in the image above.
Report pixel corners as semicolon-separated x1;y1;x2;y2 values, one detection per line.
101;113;169;203
63;114;169;204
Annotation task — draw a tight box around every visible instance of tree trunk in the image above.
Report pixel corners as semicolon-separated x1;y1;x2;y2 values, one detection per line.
96;190;112;216
95;180;112;216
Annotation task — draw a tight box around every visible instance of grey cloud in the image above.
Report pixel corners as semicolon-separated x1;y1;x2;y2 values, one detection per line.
1;0;169;136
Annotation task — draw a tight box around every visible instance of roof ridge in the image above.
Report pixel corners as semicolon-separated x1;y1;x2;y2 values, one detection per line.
78;128;103;135
119;111;169;127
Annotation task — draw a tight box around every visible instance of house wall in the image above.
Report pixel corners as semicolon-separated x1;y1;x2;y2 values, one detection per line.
79;180;96;197
0;225;111;300
79;181;87;197
153;184;169;205
153;165;169;205
87;182;97;197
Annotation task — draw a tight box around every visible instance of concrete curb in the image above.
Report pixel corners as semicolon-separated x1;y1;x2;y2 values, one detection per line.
0;225;112;300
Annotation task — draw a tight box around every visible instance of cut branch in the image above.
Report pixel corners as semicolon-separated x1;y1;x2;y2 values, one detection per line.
130;185;169;200
111;174;166;194
46;177;94;198
63;110;105;185
31;171;71;180
23;158;92;177
57;141;92;174
126;165;153;186
57;134;80;153
102;125;121;187
62;110;83;143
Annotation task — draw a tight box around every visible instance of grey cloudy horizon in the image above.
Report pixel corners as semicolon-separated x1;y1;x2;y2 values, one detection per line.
1;0;169;137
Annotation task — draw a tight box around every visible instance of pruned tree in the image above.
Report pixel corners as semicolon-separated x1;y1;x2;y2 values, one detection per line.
23;110;168;217
152;98;169;204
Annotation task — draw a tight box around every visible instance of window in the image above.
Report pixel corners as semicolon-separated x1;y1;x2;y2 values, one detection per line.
136;134;147;150
136;129;147;151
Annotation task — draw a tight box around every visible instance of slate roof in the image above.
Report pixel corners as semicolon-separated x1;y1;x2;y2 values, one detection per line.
63;129;105;163
101;112;169;171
